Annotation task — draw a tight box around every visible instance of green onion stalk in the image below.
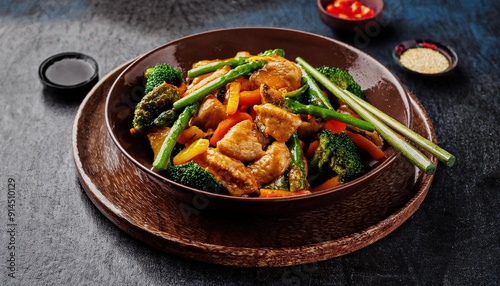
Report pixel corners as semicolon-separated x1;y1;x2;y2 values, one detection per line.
296;57;455;174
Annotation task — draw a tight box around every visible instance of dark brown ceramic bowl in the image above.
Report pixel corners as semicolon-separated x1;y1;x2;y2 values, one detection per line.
105;27;414;215
317;0;384;33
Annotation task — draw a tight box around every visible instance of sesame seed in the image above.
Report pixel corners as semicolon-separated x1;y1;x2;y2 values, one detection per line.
399;47;449;74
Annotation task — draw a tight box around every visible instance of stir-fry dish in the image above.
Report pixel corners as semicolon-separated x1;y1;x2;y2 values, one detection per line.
131;48;453;198
130;49;384;198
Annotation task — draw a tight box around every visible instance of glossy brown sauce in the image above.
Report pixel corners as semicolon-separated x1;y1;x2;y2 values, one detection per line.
45;58;95;86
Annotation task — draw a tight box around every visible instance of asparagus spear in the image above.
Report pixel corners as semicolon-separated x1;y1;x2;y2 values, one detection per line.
285;97;375;132
187;57;247;78
287;132;306;192
296;57;440;174
173;60;265;110
152;102;200;171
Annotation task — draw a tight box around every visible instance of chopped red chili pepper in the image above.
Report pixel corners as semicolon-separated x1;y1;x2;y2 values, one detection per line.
420;42;439;50
325;0;375;20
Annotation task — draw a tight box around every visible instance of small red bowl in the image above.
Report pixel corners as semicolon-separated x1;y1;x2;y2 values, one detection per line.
317;0;384;33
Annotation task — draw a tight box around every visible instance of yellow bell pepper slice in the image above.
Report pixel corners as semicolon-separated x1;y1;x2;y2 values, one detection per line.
173;138;209;165
226;81;241;115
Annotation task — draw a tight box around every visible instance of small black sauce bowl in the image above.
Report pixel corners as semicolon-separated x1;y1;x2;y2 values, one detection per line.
39;52;99;99
392;39;458;76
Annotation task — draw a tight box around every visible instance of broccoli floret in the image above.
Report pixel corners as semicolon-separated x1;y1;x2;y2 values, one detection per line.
308;130;364;185
316;66;365;100
132;82;181;131
144;63;183;94
263;174;290;190
162;161;227;194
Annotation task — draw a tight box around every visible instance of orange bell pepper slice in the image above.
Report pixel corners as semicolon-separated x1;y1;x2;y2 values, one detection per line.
238;89;261;106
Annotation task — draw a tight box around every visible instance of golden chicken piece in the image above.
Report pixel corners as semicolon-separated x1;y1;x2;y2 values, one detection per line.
259;83;286;108
247;141;292;186
191;95;228;130
253;103;302;143
249;56;302;92
297;117;324;138
146;127;170;160
217;120;266;162
195;148;259;197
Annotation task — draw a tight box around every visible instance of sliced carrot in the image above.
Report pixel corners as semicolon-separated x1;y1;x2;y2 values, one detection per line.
173;138;210;165
305;140;319;158
239;89;261;106
226;81;241;115
323;119;347;134
345;130;385;160
176;82;187;95
130;127;139;136
238;104;249;112
209;112;252;146
311;175;340;192
259;189;312;198
177;125;206;145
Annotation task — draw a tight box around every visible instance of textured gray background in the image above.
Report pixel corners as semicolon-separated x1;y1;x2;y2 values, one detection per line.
0;0;499;285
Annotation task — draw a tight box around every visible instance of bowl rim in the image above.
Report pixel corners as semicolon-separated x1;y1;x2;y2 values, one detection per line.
105;26;410;203
392;39;458;76
317;0;384;22
39;51;99;90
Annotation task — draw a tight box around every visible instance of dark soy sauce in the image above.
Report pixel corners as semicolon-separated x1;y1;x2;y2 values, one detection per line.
45;58;95;86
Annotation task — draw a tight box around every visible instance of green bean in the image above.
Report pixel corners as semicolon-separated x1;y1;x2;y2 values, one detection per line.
152;102;200;171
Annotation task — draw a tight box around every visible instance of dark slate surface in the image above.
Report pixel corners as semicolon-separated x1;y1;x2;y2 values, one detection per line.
0;0;498;285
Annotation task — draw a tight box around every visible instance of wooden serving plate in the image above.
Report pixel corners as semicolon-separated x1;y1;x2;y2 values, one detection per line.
72;61;437;267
